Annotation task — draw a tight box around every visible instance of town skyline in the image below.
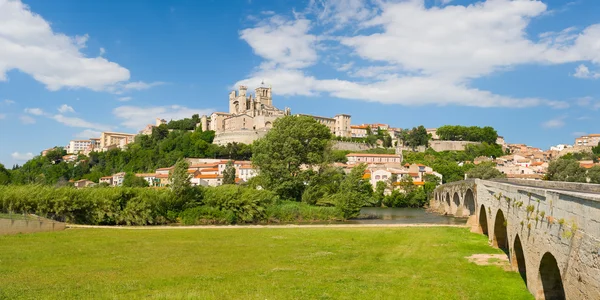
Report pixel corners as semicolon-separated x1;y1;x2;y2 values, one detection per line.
1;0;600;166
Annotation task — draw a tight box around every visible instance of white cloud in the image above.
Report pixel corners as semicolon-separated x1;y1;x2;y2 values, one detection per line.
113;105;213;129
2;99;15;105
58;104;75;114
573;64;600;79
51;114;112;131
120;81;165;91
118;96;132;102
235;0;600;108
99;47;106;56
542;116;566;129
19;115;35;124
74;129;102;139
240;16;317;69
11;152;34;161
24;107;44;115
0;0;130;91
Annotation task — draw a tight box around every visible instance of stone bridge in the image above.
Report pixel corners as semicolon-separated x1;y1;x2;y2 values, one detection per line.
432;179;600;300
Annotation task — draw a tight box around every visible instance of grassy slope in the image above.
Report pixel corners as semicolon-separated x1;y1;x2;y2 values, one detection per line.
0;227;532;300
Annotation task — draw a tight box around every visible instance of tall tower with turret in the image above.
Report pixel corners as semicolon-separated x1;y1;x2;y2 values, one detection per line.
255;86;272;107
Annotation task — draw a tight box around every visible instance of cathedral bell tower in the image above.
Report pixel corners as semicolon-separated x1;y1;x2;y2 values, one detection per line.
255;85;272;107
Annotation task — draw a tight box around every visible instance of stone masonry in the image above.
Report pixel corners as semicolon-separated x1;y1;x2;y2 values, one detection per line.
432;179;600;300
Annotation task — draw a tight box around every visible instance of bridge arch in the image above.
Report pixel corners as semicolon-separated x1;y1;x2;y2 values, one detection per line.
445;192;450;207
493;209;508;254
464;189;476;215
538;252;565;300
479;205;488;236
452;192;460;214
512;234;527;285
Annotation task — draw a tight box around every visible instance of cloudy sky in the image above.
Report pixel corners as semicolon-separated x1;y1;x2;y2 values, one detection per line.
0;0;599;166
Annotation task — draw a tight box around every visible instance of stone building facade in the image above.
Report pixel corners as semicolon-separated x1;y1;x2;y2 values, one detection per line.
204;86;352;145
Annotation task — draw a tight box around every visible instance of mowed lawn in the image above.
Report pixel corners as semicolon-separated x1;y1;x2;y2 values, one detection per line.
0;227;532;300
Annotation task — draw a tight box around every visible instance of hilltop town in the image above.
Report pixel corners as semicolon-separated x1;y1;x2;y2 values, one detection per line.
25;86;599;190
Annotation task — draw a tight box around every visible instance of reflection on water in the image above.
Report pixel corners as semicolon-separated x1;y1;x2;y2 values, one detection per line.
346;207;467;225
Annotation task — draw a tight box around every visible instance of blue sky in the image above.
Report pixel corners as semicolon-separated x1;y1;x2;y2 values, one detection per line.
0;0;599;166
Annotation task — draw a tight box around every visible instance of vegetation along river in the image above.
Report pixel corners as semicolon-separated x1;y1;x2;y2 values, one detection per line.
346;207;467;225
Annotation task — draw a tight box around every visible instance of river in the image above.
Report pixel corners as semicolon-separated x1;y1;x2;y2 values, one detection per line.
346;207;467;225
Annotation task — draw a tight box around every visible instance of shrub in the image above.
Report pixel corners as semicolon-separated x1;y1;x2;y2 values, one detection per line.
265;201;343;223
180;206;236;225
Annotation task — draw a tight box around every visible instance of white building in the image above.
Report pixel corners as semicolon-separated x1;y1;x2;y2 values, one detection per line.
550;144;573;152
67;140;94;154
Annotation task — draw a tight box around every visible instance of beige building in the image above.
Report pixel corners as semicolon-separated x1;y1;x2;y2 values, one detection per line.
346;153;403;164
205;86;351;145
67;140;93;154
100;132;136;149
351;125;368;138
575;134;600;147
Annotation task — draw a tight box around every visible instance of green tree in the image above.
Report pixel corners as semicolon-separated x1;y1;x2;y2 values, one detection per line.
334;164;371;219
0;163;11;185
223;160;236;185
374;181;387;207
252;116;332;200
465;163;506;180
400;126;429;150
169;159;191;193
545;159;586;182
588;166;600;184
593;145;600;156
122;173;149;187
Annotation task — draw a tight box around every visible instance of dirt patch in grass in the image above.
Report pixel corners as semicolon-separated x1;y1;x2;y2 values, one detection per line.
466;254;512;271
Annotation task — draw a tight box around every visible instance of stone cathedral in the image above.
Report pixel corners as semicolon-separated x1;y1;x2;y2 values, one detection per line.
202;85;351;145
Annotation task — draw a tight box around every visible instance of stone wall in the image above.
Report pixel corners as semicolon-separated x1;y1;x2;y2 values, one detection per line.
558;145;593;157
432;180;600;299
331;141;374;151
0;217;66;235
212;129;268;146
429;140;481;152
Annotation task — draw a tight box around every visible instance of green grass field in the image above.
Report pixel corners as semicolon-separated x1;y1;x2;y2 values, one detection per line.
0;227;532;300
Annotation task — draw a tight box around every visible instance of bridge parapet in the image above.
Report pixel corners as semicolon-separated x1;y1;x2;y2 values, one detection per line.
433;179;600;299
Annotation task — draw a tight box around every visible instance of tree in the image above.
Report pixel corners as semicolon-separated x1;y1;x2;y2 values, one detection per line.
222;160;236;185
374;181;387;207
593;145;600;156
436;125;498;144
0;163;10;185
399;126;429;150
252;116;332;200
465;164;506;180
122;173;149;187
545;159;586;182
334;164;371;219
588;166;600;184
169;159;191;194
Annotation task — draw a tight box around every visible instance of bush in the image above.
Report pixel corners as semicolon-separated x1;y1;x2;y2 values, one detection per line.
180;206;236;225
265;201;343;223
203;185;278;223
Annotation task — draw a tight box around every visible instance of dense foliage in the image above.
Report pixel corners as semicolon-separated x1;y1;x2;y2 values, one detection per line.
252;116;333;201
4;123;253;185
398;125;430;149
466;163;506;180
436;125;498;144
545;158;600;183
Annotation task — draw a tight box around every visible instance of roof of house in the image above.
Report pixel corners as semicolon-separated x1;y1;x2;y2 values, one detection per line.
195;174;221;179
190;163;219;168
156;167;174;171
155;174;170;179
199;167;219;172
100;176;112;179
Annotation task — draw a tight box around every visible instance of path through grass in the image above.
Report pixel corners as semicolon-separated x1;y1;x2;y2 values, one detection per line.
0;227;532;299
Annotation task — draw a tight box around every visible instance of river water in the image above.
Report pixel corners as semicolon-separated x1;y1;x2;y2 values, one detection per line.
346;207;467;225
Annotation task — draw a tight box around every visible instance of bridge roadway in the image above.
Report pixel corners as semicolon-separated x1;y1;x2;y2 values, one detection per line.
433;179;600;300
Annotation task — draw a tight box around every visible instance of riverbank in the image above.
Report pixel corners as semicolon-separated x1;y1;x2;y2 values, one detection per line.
66;223;469;229
0;227;531;299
